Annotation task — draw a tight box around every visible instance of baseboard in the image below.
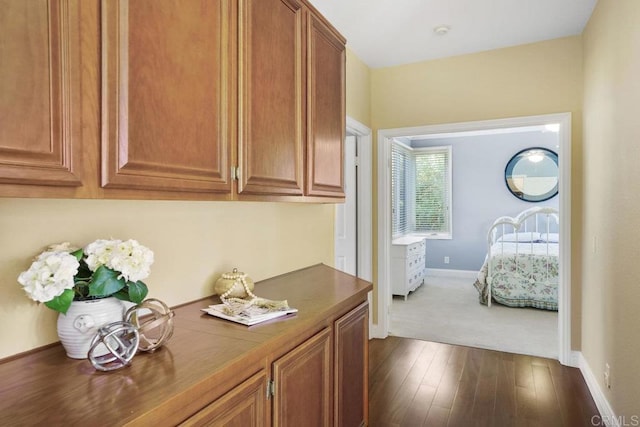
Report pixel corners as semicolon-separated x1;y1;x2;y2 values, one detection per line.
577;351;619;426
369;323;386;339
426;268;478;280
568;350;580;368
367;292;387;339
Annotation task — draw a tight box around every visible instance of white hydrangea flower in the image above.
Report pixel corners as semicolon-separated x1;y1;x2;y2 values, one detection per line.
84;239;118;272
84;239;154;283
18;251;80;303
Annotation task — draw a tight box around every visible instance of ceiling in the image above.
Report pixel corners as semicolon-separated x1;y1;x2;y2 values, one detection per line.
307;0;597;68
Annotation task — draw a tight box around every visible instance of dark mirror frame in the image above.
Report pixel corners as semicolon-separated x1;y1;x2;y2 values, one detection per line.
504;147;559;202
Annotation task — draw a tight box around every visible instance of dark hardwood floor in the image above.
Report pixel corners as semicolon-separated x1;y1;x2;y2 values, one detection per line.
368;336;599;427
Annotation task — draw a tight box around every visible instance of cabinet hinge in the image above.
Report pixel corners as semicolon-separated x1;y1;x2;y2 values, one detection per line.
231;166;240;181
266;379;275;400
354;155;360;167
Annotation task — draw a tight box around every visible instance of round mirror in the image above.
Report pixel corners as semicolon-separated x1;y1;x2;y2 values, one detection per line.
504;147;558;202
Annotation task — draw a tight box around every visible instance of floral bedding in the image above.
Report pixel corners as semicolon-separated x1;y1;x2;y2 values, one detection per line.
473;242;559;311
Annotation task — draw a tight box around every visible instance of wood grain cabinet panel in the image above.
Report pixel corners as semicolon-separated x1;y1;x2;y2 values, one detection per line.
238;0;305;196
334;302;369;427
273;327;332;426
0;0;82;187
181;370;267;427
101;0;233;193
306;13;345;198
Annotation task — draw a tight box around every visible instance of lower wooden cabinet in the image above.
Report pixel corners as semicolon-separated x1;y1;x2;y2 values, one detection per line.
273;327;332;426
182;304;368;427
0;265;372;426
334;302;369;427
181;371;267;427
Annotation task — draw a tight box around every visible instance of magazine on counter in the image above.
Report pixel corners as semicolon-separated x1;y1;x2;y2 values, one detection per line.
201;301;298;326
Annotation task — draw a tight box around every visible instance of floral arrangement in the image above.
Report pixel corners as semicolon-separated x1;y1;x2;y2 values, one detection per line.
17;239;154;314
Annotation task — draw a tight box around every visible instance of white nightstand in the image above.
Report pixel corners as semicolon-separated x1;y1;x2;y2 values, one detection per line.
391;236;427;300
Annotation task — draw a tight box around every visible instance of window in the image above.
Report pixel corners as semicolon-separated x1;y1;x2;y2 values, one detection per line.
392;142;452;239
414;147;451;237
391;143;411;236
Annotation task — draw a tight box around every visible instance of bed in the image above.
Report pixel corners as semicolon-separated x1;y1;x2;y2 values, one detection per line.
473;206;559;310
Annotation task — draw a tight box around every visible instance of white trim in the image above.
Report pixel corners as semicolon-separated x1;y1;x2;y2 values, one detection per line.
376;113;573;364
557;113;572;367
569;350;581;368
346;116;370;138
377;127;392;339
347;117;373;284
345;117;375;338
577;352;619;427
425;268;478;280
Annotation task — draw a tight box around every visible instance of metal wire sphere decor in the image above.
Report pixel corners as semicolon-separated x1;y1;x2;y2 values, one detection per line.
88;321;140;372
124;298;175;353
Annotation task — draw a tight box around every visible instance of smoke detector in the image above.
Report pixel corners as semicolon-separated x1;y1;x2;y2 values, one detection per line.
433;25;450;36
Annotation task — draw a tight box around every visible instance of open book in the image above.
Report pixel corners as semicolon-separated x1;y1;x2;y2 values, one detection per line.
202;302;298;326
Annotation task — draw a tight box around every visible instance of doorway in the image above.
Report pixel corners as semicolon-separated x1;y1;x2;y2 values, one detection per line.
375;113;574;366
334;116;373;282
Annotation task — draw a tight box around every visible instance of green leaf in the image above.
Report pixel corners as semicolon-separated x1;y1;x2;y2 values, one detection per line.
127;281;148;304
89;265;125;297
112;289;130;301
70;248;84;261
45;289;75;314
75;259;92;281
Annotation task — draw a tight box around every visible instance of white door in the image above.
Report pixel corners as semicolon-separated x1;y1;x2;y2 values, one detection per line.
334;135;357;275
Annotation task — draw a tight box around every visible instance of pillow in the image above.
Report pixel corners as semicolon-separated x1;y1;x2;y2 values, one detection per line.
496;232;541;243
540;233;560;243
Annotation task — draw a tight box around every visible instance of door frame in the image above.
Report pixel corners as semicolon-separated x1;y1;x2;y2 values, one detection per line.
338;117;373;335
334;134;358;275
375;113;574;366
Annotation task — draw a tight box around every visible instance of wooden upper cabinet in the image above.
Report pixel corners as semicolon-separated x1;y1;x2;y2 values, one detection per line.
0;0;82;187
101;0;234;193
238;0;305;196
306;12;345;198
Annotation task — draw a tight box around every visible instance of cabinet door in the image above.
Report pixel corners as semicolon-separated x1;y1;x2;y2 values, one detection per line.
238;0;305;196
334;302;369;427
0;0;82;187
180;371;267;427
102;0;233;193
273;327;331;426
306;13;345;198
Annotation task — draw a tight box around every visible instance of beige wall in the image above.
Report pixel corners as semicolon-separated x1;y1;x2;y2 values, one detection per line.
346;48;372;127
0;4;378;361
582;0;640;417
0;44;373;361
370;36;584;344
0;199;334;359
371;36;583;129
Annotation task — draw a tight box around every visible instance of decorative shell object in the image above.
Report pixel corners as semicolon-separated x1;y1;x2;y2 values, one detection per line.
214;268;255;298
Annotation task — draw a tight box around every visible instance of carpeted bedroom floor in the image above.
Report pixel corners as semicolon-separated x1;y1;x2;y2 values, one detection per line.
389;274;558;359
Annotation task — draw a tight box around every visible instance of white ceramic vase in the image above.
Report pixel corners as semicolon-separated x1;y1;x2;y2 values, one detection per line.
57;297;125;359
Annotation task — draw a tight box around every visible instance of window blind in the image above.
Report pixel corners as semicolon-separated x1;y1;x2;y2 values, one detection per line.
391;143;411;237
414;148;450;234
